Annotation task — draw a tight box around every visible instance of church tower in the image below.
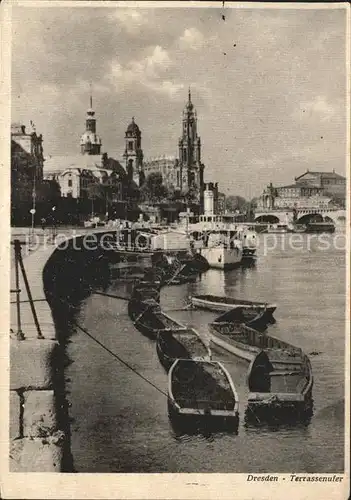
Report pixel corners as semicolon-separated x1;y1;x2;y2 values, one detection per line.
80;88;102;155
123;117;144;186
178;89;203;192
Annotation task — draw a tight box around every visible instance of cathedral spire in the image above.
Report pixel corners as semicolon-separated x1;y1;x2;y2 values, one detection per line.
80;85;102;155
188;86;191;103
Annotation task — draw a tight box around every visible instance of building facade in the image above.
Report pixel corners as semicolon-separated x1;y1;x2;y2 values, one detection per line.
11;122;44;181
44;95;125;205
203;182;219;215
295;170;346;202
258;181;333;211
178;89;204;193
141;90;205;200
123;117;144;187
44;155;123;199
143;156;179;189
257;168;346;211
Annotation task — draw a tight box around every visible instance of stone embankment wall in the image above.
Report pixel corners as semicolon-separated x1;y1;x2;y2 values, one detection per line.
10;242;66;471
10;232;109;472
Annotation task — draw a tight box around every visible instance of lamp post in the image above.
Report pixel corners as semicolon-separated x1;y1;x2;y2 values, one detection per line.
52;206;57;239
29;167;36;243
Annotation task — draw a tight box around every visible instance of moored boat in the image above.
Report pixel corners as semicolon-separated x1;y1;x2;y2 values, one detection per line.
209;310;274;361
209;315;314;411
128;298;187;339
199;244;243;270
156;327;211;371
247;349;313;411
191;294;276;318
131;286;160;303
168;359;239;429
266;224;292;234
213;306;274;331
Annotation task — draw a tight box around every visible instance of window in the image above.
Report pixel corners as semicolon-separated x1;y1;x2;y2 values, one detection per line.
128;141;134;151
68;179;72;187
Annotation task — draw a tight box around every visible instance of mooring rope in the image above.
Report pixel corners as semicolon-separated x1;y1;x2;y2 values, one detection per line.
51;289;169;398
92;290;130;301
72;321;168;398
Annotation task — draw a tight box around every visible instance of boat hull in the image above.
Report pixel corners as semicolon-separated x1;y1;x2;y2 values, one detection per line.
247;350;314;411
168;397;239;433
156;330;211;372
199;247;243;269
191;295;276;317
209;331;259;362
168;359;239;431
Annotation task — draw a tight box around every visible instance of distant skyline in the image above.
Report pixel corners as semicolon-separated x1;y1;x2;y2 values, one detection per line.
11;4;348;198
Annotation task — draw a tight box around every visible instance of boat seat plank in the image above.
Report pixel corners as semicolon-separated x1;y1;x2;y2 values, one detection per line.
269;371;302;376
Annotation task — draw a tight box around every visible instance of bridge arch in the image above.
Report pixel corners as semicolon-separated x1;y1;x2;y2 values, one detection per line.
254;214;281;224
296;213;324;224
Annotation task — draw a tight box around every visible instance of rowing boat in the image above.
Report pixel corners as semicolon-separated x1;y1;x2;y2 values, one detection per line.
168;359;239;429
209;315;313;410
156;327;211;371
212;307;273;332
131;286;160;304
128;298;187;339
247;349;313;410
209;312;292;361
191;294;276;318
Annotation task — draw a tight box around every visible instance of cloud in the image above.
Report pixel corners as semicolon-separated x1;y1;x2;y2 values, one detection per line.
11;6;347;199
296;96;337;122
109;8;147;34
179;27;205;51
108;45;180;97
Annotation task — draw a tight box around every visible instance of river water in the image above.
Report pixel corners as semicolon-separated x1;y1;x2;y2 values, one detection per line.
65;233;346;473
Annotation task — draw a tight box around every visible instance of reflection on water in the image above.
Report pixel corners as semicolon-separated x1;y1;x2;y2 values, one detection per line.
244;401;314;430
65;234;345;473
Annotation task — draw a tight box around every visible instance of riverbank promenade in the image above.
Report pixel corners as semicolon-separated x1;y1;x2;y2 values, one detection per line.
9;226;110;472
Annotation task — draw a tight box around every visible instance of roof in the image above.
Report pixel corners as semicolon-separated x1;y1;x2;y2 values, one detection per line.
144;155;177;165
126;118;140;135
58;168;110;181
80;131;102;145
276;184;303;189
104;157;127;178
277;183;323;190
44;154;105;173
295;170;346;180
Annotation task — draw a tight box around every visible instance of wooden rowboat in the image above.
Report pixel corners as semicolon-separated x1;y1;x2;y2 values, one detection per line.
131;286;160;304
156;327;211;372
191;294;276;319
209;312;297;362
209;315;313;410
128;298;187;339
212;307;273;332
168;359;239;428
247;349;313;410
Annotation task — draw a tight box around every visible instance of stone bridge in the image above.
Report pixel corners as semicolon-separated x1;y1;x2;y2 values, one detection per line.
254;208;346;225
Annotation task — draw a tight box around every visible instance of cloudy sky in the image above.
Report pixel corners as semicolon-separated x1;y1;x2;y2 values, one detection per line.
11;3;348;198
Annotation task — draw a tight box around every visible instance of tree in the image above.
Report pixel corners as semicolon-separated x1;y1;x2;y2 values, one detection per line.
171;189;183;202
225;195;248;213
184;183;199;206
324;191;345;208
36;179;61;205
140;172;168;203
86;182;105;216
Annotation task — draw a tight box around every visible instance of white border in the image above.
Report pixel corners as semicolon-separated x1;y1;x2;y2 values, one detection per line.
0;1;349;499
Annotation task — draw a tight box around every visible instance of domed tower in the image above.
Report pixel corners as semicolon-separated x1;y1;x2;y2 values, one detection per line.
178;88;203;192
80;91;102;155
123;117;144;186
